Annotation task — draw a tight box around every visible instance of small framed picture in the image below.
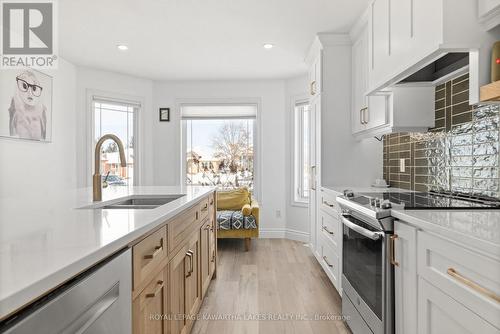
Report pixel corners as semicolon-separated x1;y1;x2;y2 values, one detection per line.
159;108;170;122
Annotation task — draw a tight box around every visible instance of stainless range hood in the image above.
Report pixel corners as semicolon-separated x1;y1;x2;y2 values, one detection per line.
399;53;469;84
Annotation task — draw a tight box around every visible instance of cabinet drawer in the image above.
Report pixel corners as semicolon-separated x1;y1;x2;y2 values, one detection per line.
319;234;340;290
417;231;500;328
418;277;499;334
168;204;199;253
320;189;340;218
133;269;167;334
319;211;340;250
133;227;167;290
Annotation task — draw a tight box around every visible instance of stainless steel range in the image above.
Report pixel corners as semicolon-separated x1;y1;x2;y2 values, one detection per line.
337;189;500;334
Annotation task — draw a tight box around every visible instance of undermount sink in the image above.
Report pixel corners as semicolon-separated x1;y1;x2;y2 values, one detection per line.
91;195;185;210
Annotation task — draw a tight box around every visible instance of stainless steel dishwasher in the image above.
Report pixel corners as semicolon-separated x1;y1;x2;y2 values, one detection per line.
0;249;132;334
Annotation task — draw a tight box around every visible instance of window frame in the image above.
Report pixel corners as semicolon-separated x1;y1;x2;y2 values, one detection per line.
87;90;142;187
178;98;261;201
291;96;310;207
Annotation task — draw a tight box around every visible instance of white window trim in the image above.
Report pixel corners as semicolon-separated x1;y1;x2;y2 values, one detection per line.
85;89;144;187
291;94;310;207
177;98;262;202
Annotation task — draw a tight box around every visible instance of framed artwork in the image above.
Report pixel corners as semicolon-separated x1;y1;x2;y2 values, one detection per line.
159;107;170;122
0;68;53;142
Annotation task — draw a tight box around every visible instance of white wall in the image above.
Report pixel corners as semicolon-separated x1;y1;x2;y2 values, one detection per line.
0;59;77;198
284;75;310;240
152;80;288;235
75;67;154;187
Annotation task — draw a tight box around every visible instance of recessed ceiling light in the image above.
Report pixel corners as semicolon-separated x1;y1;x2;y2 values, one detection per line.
263;43;274;49
117;44;129;51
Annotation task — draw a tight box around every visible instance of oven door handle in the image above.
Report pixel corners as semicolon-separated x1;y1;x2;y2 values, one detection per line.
341;215;383;240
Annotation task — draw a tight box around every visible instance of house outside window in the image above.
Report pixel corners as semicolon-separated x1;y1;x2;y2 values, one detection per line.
181;104;257;193
93;99;139;187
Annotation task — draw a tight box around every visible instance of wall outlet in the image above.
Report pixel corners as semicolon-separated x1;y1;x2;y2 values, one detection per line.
276;210;281;218
399;158;406;172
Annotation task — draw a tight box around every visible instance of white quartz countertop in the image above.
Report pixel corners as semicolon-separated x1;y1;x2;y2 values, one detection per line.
0;185;215;320
392;209;500;257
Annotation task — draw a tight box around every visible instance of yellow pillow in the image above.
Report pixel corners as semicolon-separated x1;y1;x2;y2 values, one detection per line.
217;188;250;210
241;204;252;216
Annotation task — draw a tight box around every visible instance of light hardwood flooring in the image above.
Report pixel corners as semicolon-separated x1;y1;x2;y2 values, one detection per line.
191;238;351;334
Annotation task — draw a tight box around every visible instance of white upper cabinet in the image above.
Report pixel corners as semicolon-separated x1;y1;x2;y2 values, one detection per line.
478;0;500;30
351;13;434;138
367;0;494;104
351;14;389;136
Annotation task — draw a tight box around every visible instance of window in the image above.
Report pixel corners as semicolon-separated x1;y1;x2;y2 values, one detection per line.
182;104;257;192
293;100;310;204
93;99;138;187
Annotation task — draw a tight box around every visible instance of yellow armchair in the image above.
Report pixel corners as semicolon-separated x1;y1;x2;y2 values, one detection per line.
216;188;259;251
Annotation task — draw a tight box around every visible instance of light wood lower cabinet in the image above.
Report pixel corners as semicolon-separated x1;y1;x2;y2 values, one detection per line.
132;193;217;334
133;269;168;334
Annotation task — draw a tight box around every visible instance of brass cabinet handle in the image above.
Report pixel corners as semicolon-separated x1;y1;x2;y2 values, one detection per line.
322;225;334;235
310;166;316;191
447;268;500;303
323;200;334;208
310;80;316;95
390;235;399;267
201;203;208;212
188;250;194;274
323;256;333;268
145;280;164;298
144;243;163;260
210;198;214;205
185;251;193;278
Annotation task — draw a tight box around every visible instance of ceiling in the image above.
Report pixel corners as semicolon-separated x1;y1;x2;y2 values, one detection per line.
59;0;370;81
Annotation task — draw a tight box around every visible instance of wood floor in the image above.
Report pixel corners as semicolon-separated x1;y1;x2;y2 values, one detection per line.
191;238;351;334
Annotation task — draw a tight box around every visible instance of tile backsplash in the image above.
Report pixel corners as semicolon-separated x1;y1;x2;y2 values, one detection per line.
383;74;500;199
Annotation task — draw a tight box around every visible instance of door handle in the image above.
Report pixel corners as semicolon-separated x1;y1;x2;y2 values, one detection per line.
185;251;193;278
310;81;316;95
144;242;163;260
323;256;334;268
323;200;334;208
322;225;334;235
390;235;399;266
146;280;164;298
311;166;316;191
364;107;369;124
211;249;216;263
188;250;194;275
341;215;383;240
360;108;364;125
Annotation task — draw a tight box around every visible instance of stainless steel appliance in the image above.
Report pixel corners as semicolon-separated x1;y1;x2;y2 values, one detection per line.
0;249;132;334
337;189;500;334
337;192;395;334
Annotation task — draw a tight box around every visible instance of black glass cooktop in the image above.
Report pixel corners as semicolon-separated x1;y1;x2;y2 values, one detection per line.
359;191;500;209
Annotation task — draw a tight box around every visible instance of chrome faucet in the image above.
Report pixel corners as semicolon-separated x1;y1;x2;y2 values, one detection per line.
93;134;127;201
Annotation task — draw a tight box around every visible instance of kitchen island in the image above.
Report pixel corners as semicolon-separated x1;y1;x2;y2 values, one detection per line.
0;185;216;333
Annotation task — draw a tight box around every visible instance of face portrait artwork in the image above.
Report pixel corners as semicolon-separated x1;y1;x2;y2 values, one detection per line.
0;69;53;142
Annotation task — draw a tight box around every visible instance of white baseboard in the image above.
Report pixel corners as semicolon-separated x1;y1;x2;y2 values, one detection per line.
259;228;310;242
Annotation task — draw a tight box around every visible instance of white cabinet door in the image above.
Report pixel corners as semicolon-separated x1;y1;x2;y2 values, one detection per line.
369;0;391;87
394;222;417;334
353;21;389;135
418;278;499;334
390;0;413;63
352;29;368;134
308;97;320;254
365;94;388;130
